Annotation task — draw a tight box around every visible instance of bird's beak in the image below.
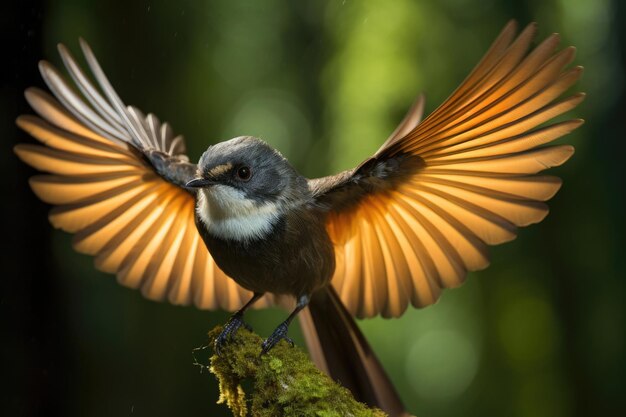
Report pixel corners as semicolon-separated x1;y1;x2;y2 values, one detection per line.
185;178;216;188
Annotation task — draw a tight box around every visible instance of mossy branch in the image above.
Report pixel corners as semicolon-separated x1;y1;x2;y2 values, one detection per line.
195;326;387;417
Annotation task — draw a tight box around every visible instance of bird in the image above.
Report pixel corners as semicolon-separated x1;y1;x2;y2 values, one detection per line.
14;20;583;417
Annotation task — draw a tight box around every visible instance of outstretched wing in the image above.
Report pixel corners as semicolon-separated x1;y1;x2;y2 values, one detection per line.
14;40;272;311
311;21;584;318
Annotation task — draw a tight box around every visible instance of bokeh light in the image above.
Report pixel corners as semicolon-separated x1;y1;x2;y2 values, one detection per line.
406;329;480;401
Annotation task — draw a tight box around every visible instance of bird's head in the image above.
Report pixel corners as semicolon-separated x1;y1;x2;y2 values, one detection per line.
187;136;300;200
186;136;304;241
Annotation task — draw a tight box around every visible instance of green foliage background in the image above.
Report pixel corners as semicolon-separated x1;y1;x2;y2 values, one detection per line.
3;1;625;416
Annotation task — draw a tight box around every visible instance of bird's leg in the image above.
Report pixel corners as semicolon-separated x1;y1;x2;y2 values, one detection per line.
261;294;310;355
215;292;264;355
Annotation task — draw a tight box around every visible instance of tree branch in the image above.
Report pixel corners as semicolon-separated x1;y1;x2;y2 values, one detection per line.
196;326;387;417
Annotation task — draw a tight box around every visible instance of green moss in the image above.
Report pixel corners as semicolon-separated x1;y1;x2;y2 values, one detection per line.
202;326;387;417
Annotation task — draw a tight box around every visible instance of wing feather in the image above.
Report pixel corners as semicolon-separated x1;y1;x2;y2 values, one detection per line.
168;214;201;306
360;212;384;317
49;180;159;232
409;184;518;244
57;44;126;131
407;47;577;155
24;88;123;146
320;22;583;317
402;189;491;272
72;183;170;254
39;60;127;142
94;188;178;273
416;171;563;201
422;21;520;125
14;144;140;176
426;145;574;174
417;23;537;135
192;238;217;309
17;115;136;159
367;207;392;315
411;180;549;226
117;192;186;289
141;197;193;300
15;39;263;312
387;201;443;304
368;201;410;317
28;172;143;204
340;223;364;314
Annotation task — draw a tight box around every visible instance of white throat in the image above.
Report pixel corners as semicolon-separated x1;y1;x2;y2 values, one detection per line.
196;186;281;242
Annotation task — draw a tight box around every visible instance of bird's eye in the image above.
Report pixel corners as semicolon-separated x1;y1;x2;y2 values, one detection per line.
236;166;252;181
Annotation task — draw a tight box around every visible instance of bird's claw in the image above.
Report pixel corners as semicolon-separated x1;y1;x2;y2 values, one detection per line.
261;322;294;355
215;313;252;355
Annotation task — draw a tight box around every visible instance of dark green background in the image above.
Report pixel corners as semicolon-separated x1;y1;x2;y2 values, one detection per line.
2;1;624;416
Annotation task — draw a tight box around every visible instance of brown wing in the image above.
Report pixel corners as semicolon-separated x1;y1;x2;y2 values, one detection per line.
14;40;273;311
313;21;584;318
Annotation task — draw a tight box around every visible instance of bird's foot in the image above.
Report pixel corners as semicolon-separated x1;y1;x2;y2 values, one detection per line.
215;313;252;355
261;322;294;355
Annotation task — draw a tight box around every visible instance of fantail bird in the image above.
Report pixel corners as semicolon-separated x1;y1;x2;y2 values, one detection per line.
14;21;583;417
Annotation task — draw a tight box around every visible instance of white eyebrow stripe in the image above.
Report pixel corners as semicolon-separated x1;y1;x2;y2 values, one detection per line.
207;163;233;177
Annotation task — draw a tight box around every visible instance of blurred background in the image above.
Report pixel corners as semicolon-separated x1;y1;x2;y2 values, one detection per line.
2;0;624;416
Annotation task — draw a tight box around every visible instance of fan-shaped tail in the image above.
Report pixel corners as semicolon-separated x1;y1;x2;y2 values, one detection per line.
299;287;411;417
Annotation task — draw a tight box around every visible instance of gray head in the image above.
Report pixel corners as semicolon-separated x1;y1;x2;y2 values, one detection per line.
186;136;306;241
187;136;302;203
